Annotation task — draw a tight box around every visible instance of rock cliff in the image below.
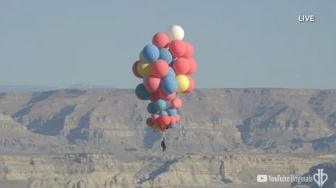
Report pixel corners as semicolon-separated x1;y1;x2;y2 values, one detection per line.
0;89;335;187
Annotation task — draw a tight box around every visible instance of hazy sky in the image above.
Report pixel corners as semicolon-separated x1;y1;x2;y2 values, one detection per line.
0;0;335;89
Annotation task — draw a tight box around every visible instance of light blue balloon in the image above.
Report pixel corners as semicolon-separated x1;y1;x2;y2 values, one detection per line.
161;76;177;95
135;83;150;100
147;102;157;114
154;99;167;111
160;110;168;116
159;49;173;63
142;44;160;63
167;108;177;116
164;67;176;79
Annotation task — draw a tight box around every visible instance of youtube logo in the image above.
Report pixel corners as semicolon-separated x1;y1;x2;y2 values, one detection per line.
257;175;268;183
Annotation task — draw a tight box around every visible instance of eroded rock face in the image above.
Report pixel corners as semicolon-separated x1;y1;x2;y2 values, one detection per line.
0;89;335;154
0;153;335;188
0;89;335;187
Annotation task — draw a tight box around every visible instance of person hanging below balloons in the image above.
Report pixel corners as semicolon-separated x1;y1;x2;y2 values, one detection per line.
132;25;197;152
161;137;167;152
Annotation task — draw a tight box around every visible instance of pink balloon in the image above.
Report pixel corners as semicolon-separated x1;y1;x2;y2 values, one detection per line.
151;60;169;78
183;42;194;58
169;40;186;58
151;114;159;123
188;58;197;74
170;98;182;109
172;58;190;75
152;32;170;49
144;77;161;93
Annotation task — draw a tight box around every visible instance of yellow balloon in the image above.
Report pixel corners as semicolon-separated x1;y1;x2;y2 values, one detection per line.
137;61;151;77
176;75;190;93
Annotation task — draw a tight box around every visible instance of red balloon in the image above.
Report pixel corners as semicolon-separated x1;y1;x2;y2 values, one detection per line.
169;40;186;58
157;116;164;126
152;114;159;119
172;58;190;75
157;88;176;101
151;114;159;123
132;61;143;78
146;118;153;126
185;76;195;93
152;32;170;49
160;115;171;126
151;60;169;78
188;58;197;74
144;77;161;93
150;92;160;102
170;98;182;109
183;42;194;58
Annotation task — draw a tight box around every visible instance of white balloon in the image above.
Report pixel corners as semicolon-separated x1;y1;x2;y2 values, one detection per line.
167;25;184;40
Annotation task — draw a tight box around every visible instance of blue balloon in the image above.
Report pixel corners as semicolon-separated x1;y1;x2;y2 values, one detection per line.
135;83;150;100
147;102;157;114
154;99;167;111
159;49;173;63
142;44;159;63
164;67;176;79
160;110;168;116
167;108;177;116
161;76;177;95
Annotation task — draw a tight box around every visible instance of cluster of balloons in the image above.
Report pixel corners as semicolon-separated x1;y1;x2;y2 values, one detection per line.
132;25;197;133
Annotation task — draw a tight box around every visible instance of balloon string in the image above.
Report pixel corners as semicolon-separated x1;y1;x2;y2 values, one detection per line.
162;130;166;139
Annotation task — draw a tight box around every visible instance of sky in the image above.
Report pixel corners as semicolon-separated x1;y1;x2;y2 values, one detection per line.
0;0;335;89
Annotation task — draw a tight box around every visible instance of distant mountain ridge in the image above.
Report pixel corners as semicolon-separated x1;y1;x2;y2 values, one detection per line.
0;88;335;154
0;85;56;92
0;84;118;92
